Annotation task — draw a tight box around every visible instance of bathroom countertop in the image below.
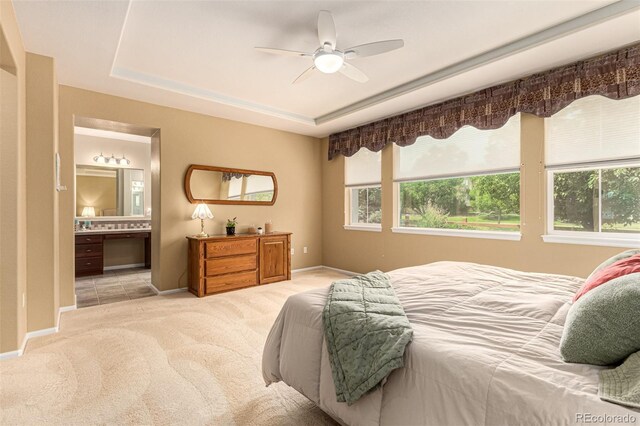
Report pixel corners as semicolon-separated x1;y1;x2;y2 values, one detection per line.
75;228;151;235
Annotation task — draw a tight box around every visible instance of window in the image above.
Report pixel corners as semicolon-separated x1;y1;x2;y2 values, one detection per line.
345;148;382;230
244;175;275;202
394;114;521;239
545;96;640;246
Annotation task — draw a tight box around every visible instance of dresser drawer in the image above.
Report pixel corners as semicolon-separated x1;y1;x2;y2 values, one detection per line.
75;234;104;245
205;254;256;276
206;239;257;258
75;243;103;258
206;271;257;294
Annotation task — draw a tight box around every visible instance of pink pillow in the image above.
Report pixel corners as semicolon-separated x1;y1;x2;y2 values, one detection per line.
574;254;640;302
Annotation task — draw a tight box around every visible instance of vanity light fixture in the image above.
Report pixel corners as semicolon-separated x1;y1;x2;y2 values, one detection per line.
93;153;131;166
92;153;107;164
192;203;214;237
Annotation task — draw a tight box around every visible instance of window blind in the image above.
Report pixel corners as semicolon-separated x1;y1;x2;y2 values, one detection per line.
228;177;242;198
394;114;520;181
245;175;273;195
345;148;381;187
545;96;640;168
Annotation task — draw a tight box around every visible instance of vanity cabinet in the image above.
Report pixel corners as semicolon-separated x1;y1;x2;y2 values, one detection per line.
186;232;291;297
75;231;151;277
75;234;104;276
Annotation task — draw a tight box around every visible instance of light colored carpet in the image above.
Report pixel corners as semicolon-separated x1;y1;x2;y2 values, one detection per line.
0;269;347;425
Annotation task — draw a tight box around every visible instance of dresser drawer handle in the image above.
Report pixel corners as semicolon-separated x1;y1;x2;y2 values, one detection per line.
85;238;92;242
86;262;92;266
85;249;92;253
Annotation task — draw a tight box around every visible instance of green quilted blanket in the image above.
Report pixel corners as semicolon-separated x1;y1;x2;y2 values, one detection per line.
322;271;413;405
600;351;640;409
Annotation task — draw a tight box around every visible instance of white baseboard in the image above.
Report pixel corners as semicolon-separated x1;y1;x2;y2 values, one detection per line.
291;265;324;273
158;287;188;295
148;285;187;295
104;263;145;271
57;304;76;330
24;327;58;339
291;265;357;276
1;304;77;360
13;327;58;359
0;349;22;360
322;265;358;276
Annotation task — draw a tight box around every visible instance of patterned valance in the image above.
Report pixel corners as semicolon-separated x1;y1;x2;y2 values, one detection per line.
328;43;640;160
222;172;251;182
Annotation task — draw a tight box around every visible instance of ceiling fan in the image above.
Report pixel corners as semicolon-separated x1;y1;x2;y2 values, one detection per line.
255;10;404;84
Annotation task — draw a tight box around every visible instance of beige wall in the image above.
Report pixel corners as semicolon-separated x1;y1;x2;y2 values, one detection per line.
322;114;626;278
59;86;323;297
0;0;27;352
25;52;59;332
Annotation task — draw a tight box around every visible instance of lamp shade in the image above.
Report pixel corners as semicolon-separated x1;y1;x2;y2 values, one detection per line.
191;203;213;220
81;206;96;217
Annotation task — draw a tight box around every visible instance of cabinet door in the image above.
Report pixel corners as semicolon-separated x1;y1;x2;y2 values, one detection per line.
259;236;288;284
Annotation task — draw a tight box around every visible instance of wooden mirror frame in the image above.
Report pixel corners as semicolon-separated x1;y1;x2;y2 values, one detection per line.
184;164;278;206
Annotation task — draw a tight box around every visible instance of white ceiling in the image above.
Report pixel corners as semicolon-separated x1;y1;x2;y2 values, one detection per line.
13;0;640;138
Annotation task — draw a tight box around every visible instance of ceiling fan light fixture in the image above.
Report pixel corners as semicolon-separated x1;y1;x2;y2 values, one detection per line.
314;51;344;74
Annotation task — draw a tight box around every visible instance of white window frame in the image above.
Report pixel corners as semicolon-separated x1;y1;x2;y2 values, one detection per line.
345;184;382;232
543;160;640;248
393;170;522;241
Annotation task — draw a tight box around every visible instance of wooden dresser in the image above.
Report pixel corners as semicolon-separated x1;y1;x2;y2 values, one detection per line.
186;232;291;297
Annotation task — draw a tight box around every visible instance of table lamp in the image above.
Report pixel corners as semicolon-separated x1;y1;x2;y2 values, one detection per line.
192;203;213;237
81;206;96;217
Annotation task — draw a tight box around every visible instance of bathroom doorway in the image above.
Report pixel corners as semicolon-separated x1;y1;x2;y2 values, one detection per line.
72;117;160;308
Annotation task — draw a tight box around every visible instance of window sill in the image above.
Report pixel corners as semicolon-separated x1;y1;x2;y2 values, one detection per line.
343;224;382;232
391;227;521;241
542;234;640;248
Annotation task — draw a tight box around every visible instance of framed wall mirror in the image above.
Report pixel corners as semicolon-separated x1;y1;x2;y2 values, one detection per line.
76;165;145;217
184;165;277;205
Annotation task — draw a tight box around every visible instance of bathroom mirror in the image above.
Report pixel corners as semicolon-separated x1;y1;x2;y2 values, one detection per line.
76;165;145;217
184;165;277;205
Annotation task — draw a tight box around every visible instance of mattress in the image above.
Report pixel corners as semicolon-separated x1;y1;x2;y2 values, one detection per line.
262;261;640;426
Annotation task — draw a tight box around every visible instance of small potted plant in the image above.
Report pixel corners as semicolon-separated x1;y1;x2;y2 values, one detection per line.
226;217;238;236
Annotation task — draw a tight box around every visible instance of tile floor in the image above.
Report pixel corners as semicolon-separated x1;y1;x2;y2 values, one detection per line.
75;268;157;308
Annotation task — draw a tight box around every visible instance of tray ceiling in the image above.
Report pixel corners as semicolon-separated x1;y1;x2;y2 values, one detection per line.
13;0;640;137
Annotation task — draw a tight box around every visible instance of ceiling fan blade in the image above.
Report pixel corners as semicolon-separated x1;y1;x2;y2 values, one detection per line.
339;62;368;83
317;10;337;49
255;47;310;57
293;66;316;84
345;39;404;58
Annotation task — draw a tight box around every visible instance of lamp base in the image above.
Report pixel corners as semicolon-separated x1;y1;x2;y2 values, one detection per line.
196;218;208;237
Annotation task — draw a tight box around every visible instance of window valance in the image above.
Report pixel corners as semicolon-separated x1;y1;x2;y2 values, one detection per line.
328;43;640;160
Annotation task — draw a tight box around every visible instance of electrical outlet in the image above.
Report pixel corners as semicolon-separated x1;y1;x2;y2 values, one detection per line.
303;247;308;254
291;248;295;255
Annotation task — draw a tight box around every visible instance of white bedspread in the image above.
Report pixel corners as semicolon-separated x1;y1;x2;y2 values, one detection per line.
262;262;640;426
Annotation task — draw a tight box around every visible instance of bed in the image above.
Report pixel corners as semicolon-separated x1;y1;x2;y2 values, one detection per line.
262;261;640;426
